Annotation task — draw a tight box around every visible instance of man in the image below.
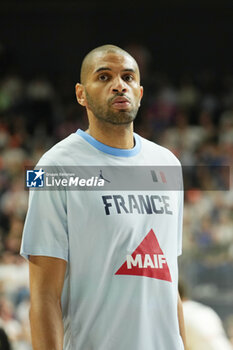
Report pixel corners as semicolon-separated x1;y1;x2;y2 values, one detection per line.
20;44;186;350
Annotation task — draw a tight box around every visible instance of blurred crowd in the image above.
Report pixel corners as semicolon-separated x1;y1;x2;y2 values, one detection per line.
0;43;233;349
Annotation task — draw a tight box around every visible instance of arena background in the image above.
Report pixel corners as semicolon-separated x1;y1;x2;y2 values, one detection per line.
0;1;233;349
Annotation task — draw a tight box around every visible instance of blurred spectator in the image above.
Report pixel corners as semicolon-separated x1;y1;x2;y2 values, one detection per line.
0;76;25;113
179;280;233;350
0;297;26;348
219;108;233;146
177;76;200;111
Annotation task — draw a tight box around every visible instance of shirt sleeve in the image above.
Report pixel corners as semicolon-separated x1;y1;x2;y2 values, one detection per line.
20;159;69;262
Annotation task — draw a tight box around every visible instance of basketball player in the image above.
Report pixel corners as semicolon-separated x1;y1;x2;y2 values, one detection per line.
20;45;186;350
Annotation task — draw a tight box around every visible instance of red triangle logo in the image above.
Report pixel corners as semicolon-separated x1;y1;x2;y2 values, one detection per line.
115;229;172;282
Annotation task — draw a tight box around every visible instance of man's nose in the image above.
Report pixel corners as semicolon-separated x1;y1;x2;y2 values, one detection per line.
112;77;128;93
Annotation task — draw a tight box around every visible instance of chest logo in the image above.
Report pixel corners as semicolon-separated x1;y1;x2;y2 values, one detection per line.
115;229;172;282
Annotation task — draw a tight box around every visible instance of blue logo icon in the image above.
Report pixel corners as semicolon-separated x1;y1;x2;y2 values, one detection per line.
26;169;45;188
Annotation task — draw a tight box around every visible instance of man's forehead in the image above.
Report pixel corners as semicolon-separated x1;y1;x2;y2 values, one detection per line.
90;51;138;73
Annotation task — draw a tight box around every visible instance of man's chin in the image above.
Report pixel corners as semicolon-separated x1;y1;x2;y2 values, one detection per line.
107;110;137;124
106;115;135;125
95;111;136;125
106;119;133;125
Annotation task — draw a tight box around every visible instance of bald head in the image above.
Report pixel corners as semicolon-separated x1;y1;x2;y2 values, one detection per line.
80;44;140;85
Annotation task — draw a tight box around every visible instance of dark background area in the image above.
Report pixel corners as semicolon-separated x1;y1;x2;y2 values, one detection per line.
1;1;232;83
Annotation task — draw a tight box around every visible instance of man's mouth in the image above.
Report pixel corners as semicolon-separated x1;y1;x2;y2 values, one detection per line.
112;96;130;109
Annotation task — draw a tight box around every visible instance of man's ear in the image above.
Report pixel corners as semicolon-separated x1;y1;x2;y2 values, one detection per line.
138;85;143;107
75;83;86;106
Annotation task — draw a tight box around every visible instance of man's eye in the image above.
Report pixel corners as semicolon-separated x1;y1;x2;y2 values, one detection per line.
123;75;133;82
98;74;109;81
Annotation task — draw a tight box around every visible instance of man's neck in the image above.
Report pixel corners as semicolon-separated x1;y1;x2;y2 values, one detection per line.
86;122;135;149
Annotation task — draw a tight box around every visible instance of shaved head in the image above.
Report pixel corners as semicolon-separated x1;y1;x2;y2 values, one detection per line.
80;44;140;85
76;44;143;127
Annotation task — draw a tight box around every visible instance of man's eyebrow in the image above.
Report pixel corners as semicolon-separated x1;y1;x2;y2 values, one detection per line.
95;67;112;73
94;67;136;74
121;68;136;73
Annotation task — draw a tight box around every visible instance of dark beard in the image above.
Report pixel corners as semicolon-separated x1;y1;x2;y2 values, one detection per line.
85;91;139;125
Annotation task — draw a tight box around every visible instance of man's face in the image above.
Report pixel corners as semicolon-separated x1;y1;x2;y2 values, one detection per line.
81;52;143;125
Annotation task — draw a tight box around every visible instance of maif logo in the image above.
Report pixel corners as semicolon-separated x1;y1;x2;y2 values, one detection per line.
115;229;172;282
26;169;45;188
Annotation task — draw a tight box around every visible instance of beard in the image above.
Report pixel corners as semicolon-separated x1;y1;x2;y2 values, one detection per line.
85;91;139;125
